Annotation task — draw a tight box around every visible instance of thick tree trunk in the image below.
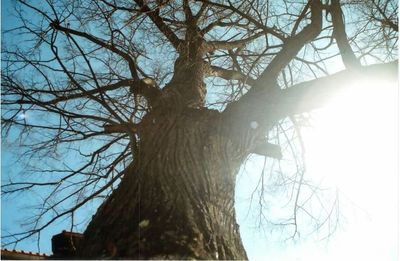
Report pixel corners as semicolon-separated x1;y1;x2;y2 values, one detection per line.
79;107;249;259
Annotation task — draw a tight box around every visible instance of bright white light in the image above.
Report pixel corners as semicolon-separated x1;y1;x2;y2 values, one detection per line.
303;78;397;189
250;121;259;129
300;77;398;261
236;76;398;261
18;113;26;120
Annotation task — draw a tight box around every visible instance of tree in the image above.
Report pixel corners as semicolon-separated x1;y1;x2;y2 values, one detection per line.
1;0;397;259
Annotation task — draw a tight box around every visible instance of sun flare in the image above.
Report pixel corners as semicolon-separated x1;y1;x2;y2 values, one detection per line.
299;76;398;260
302;77;398;188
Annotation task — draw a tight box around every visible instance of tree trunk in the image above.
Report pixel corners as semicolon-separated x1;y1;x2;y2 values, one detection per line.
79;107;249;259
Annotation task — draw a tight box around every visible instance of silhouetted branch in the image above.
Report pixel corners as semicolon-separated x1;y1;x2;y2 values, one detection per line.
331;0;361;69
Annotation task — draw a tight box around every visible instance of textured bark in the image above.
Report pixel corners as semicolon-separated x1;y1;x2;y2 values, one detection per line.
79;106;249;259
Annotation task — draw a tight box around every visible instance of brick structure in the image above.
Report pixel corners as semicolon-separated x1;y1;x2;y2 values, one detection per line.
51;230;83;258
1;230;83;260
0;249;48;260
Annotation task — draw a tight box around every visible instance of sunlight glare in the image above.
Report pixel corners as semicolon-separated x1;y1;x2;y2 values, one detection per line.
300;76;398;261
303;77;397;189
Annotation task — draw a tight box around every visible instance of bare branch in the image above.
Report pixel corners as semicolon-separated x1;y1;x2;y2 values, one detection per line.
252;141;282;159
206;31;264;51
103;122;138;134
50;23;139;80
279;60;398;116
255;0;323;87
134;0;182;49
205;64;256;86
331;0;361;69
197;0;285;41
